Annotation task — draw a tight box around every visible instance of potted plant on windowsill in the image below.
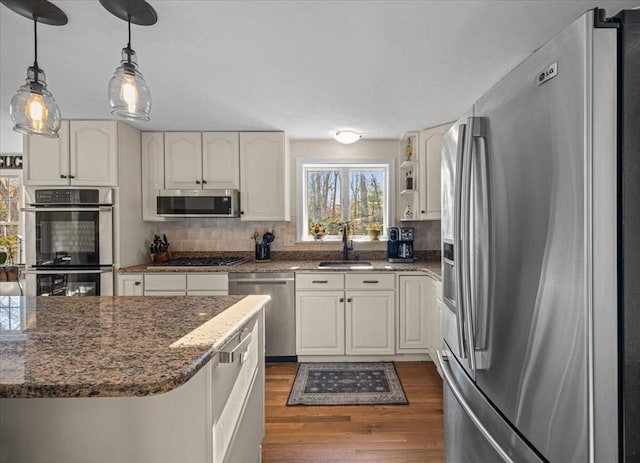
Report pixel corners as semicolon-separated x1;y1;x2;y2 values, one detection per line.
0;235;18;264
309;222;327;240
366;223;382;241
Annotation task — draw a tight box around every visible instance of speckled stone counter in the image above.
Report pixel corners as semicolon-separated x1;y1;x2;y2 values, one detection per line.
120;259;442;281
0;295;269;399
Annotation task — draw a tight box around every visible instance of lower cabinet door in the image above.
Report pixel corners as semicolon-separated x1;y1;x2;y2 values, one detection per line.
296;291;345;355
346;290;395;355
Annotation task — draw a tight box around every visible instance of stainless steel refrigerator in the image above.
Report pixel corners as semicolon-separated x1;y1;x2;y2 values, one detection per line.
438;8;639;463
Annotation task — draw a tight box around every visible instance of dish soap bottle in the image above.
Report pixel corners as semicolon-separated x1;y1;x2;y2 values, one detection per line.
403;204;413;220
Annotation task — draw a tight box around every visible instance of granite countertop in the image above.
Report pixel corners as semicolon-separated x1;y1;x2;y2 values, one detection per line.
120;259;442;280
0;295;270;399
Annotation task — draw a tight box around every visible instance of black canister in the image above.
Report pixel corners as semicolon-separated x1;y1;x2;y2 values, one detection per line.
255;243;271;261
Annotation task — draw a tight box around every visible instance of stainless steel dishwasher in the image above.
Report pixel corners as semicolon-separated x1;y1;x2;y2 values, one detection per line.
228;272;296;361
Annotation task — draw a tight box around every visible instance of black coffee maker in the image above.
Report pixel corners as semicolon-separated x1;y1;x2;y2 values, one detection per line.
387;227;415;262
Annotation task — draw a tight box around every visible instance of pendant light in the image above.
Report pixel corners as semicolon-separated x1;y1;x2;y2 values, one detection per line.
1;0;68;138
100;0;157;121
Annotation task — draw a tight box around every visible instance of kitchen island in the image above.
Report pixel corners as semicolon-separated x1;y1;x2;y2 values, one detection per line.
0;295;269;463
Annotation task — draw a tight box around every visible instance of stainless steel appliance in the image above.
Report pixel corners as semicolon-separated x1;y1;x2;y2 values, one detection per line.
157;189;240;217
438;8;639;462
23;187;114;296
387;227;415;262
228;273;296;360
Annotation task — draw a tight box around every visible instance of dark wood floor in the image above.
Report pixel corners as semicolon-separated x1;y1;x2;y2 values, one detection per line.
262;361;444;463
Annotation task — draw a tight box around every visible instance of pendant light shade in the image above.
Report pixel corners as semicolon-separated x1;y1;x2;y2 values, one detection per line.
108;47;151;121
100;0;157;122
1;0;68;138
10;66;61;137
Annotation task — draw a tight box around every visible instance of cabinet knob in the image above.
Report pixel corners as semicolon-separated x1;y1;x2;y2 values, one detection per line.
69;174;75;179
60;174;67;179
421;210;426;214
202;180;208;184
240;211;244;215
195;180;201;185
339;297;344;303
134;281;141;286
347;297;352;303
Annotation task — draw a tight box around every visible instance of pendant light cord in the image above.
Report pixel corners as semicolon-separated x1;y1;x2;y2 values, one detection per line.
126;14;132;65
32;16;40;82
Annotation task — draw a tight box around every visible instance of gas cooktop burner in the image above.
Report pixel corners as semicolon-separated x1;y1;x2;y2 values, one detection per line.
153;256;247;267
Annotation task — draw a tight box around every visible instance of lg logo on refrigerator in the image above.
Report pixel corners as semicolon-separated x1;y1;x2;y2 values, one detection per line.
537;62;558;86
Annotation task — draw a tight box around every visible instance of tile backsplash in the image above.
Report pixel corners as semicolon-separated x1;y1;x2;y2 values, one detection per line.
157;218;441;253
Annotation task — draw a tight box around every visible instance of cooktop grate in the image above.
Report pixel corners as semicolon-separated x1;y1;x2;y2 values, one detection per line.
153;256;247;267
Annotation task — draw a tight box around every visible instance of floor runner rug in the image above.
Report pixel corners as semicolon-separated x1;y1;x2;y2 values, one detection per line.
287;362;408;406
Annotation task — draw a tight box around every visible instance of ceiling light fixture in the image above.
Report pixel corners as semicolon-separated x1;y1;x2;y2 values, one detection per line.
100;0;157;121
333;130;362;144
2;0;68;138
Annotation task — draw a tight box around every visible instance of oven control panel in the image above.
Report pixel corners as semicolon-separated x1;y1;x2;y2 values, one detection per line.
35;189;99;205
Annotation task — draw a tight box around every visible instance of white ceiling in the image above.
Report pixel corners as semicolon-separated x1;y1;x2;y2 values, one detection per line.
1;0;638;153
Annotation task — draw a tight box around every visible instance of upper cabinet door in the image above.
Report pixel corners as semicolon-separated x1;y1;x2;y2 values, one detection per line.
141;132;167;222
23;120;70;186
239;132;290;221
202;132;240;189
70;121;118;186
164;132;202;189
418;122;451;220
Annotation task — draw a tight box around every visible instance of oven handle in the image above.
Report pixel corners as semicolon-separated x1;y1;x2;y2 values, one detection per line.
25;268;113;275
21;207;113;213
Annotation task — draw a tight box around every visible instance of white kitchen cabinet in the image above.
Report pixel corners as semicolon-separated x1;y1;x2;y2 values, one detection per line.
239;132;290;221
164;132;203;189
296;290;345;355
296;272;396;357
117;274;144;296
430;278;444;376
23;120;70;185
141;132;167;221
202;132;240;189
187;273;228;296
142;273;228;296
346;290;395;355
164;132;240;190
416;122;451;220
397;274;432;351
24;120;118;186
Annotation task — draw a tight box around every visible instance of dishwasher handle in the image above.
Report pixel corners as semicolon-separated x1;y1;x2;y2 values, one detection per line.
231;278;294;285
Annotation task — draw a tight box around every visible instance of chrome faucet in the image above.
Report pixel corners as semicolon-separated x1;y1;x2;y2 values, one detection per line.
342;222;353;261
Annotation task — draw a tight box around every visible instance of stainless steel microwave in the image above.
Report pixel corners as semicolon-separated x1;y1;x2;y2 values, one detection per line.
157;190;240;217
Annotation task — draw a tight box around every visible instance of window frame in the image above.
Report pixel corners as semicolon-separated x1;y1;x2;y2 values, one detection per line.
297;158;394;242
0;169;24;264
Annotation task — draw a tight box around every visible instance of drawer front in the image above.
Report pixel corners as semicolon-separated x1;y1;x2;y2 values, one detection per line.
212;315;259;463
187;273;228;291
345;273;395;290
144;274;187;291
296;273;344;290
144;290;186;296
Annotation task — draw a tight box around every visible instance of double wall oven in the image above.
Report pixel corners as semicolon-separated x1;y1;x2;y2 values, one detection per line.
23;188;114;296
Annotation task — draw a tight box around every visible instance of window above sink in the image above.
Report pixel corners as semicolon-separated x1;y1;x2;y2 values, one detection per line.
297;159;394;242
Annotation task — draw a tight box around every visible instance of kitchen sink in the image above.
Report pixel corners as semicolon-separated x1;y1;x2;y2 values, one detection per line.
318;261;373;269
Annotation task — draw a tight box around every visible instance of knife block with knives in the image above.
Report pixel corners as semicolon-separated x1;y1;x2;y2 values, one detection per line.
150;234;172;263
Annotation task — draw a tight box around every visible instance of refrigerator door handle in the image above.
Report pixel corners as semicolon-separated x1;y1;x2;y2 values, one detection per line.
461;117;476;372
437;349;515;463
453;122;469;359
462;116;489;371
